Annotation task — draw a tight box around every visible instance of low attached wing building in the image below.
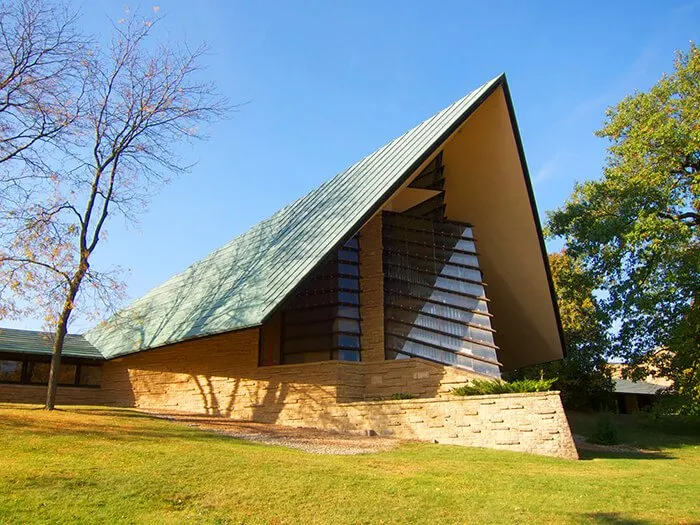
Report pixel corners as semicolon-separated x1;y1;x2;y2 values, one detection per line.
0;75;578;458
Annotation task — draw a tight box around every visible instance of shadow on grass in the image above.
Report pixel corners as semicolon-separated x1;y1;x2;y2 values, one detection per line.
0;404;156;419
580;513;655;524
0;405;265;447
61;407;159;419
577;448;675;461
568;411;700;460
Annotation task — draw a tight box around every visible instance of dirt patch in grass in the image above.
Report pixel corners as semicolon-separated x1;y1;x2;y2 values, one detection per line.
149;412;402;455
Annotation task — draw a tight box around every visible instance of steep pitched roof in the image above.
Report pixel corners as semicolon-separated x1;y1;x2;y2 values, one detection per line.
0;327;102;360
85;75;505;359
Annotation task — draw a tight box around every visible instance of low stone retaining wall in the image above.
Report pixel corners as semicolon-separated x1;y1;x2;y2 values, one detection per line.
0;380;577;458
272;391;579;459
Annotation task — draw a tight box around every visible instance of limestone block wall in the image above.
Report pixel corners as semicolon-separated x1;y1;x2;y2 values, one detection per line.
0;327;578;459
96;329;484;415
0;329;478;411
0;384;100;405
268;391;578;459
360;358;482;399
355;391;578;459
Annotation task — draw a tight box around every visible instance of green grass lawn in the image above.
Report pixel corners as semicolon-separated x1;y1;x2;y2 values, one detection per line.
1;404;698;524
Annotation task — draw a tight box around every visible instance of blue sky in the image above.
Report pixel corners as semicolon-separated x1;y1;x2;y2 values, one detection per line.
10;1;700;331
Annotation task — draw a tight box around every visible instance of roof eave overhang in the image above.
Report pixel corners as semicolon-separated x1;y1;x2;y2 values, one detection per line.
499;78;568;361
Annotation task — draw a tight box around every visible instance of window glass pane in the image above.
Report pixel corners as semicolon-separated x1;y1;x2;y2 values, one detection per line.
338;249;358;263
58;364;77;386
453;239;477;253
384;239;480;269
343;238;359;249
385;266;485;297
385;254;483;283
78;365;102;386
338;263;359;276
283;351;330;364
284;305;337;324
0;360;22;382
337;306;360;319
439;264;482;283
284;321;334;339
276;231;362;366
338;277;359;290
28;362;50;384
385;308;495;346
385;336;498;375
306;276;336;289
385;281;488;312
333;349;360;362
288;291;339;308
283;336;332;353
339;291;359;304
383;223;474;245
385;323;498;362
384;294;491;327
335;334;360;349
333;318;360;333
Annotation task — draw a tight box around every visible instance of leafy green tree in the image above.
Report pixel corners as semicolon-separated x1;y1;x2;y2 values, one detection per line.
547;44;699;413
505;251;614;411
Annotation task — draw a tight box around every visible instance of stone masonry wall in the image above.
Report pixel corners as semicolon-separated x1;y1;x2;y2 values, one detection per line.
338;392;578;459
0;329;480;413
261;390;578;459
359;214;384;362
0;384;100;405
0;327;577;458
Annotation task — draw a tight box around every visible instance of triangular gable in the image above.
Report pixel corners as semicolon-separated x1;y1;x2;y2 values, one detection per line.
85;75;514;359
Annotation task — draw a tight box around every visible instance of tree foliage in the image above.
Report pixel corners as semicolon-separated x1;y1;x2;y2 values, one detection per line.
0;2;228;409
547;44;699;413
505;251;614;411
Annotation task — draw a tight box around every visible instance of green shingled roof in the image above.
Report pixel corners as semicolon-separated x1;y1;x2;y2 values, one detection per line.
0;328;102;360
85;75;505;359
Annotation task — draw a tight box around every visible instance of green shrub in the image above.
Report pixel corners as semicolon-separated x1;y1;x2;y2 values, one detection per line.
451;378;557;396
390;392;418;400
588;412;619;445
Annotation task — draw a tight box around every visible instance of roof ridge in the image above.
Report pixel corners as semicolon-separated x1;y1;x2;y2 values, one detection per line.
85;75;504;359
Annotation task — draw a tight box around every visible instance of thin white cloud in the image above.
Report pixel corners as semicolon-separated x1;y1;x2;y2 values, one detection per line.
533;155;562;186
561;2;696;128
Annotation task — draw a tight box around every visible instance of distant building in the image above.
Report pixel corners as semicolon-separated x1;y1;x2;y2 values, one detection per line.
608;359;671;413
613;379;667;414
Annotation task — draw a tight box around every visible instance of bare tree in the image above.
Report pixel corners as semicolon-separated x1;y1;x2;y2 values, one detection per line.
0;8;228;409
0;0;87;203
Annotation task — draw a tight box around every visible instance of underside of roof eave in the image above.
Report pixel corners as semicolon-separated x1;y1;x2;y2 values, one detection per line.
498;78;568;362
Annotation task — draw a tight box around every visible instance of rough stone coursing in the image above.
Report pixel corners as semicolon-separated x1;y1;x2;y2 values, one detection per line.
0;328;577;459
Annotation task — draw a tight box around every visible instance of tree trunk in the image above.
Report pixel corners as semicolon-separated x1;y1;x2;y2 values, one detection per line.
45;306;70;410
45;269;86;410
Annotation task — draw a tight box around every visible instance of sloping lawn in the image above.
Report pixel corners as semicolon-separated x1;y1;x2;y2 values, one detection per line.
0;404;698;524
